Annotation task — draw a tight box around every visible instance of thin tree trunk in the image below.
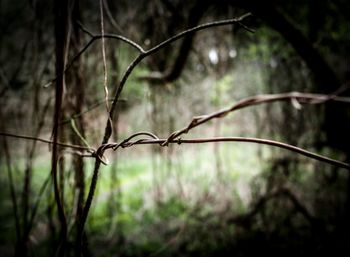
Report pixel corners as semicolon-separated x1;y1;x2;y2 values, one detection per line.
53;0;68;255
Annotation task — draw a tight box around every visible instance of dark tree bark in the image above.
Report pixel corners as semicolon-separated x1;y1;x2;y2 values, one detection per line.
141;0;210;83
61;1;91;256
53;0;69;255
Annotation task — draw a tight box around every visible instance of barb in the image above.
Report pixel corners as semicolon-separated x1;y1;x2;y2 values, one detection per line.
1;130;348;170
94;131;159;165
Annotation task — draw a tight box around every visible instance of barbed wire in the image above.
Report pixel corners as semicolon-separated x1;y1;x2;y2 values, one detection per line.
3;129;348;169
2;86;350;170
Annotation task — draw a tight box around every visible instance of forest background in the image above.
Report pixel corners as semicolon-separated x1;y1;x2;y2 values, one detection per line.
1;0;350;256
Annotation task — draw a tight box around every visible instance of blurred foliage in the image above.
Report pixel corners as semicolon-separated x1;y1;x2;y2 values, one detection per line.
1;0;350;256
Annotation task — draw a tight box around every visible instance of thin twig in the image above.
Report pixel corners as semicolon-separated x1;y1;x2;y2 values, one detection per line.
100;0;110;112
147;13;253;57
59;97;119;125
106;12;254;142
102;0;123;33
28;172;51;233
53;0;69;253
43;13;253;87
0;132;94;152
2;137;21;242
70;119;91;149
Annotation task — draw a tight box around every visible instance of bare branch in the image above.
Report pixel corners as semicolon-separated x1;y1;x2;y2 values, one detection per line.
106;12;254;142
53;0;69;254
100;0;110;113
162;91;350;145
2;137;21;242
43;13;252;88
59;97;123;125
0;132;94;152
102;0;124;33
146;13;254;56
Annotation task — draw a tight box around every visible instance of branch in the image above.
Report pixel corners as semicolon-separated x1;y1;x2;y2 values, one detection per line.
147;13;254;56
59;97;119;125
106;12;254;143
53;0;68;254
2;137;21;242
102;0;124;33
42;25;145;88
162;90;350;145
43;13;252;87
138;0;210;83
0;132;94;152
226;0;339;91
227;187;320;228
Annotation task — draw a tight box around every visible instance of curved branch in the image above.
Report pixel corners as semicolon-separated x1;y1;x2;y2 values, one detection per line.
162;90;350;145
43;28;145;88
79;12;254;245
147;13;253;56
107;12;253;141
140;12;254;83
53;0;68;254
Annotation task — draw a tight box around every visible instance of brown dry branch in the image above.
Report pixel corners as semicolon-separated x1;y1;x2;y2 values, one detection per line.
59;98;121;125
43;13;253;87
161;90;350;146
27;172;51;234
204;186;318;231
99;0;110;113
20;95;51;256
0;132;94;152
226;186;322;233
102;0;123;33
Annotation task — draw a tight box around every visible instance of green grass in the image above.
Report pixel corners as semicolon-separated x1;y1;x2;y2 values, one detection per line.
0;142;275;255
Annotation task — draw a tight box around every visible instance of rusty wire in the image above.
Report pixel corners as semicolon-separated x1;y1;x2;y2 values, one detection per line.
2;87;350;170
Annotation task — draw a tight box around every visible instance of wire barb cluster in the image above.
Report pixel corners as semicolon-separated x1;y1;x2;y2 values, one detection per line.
94;132;160;165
